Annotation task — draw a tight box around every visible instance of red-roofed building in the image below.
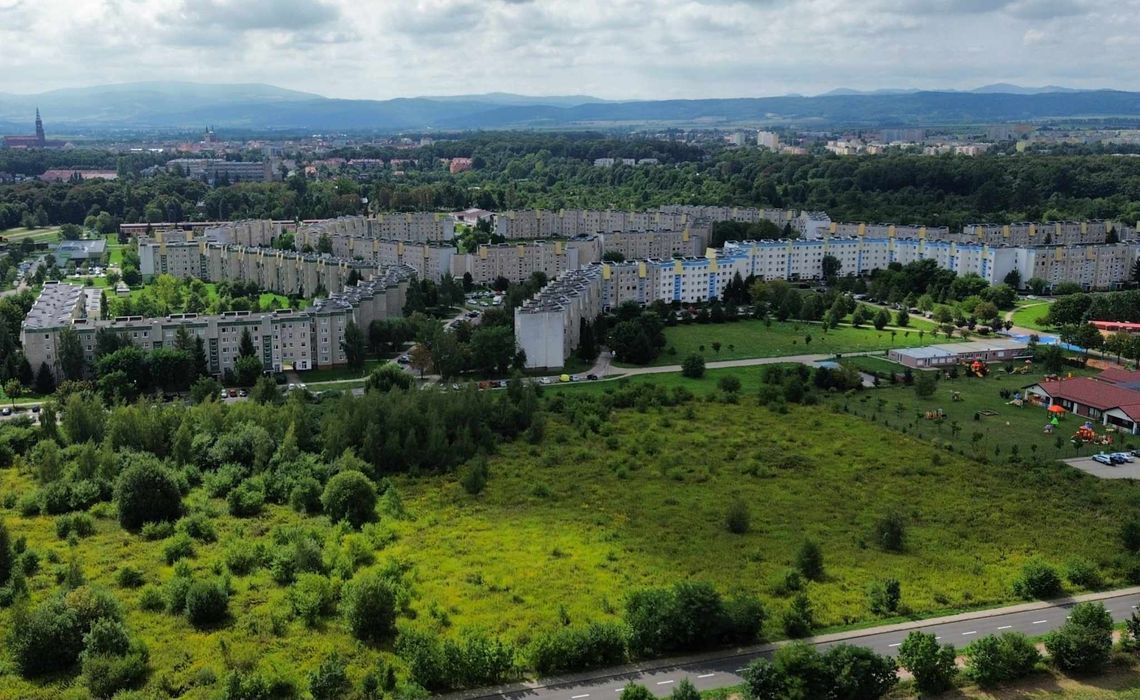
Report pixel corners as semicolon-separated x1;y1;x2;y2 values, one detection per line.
1091;321;1140;334
1096;367;1140;390
1024;374;1140;434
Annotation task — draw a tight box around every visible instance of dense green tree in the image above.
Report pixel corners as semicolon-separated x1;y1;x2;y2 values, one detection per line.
341;570;398;643
114;457;182;530
322;470;377;529
897;631;957;695
58;326;85;381
340;320;367;369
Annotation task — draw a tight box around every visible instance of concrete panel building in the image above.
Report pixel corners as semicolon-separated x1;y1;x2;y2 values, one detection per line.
21;268;414;380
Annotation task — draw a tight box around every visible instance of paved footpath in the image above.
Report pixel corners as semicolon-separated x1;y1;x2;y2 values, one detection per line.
443;587;1140;700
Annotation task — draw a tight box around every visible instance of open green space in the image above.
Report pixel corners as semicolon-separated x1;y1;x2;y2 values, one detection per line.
102;233;125;265
1010;300;1055;332
4;391;1137;698
836;354;906;376
827;365;1116;463
295;358;386;383
636;319;939;367
0;226;62;243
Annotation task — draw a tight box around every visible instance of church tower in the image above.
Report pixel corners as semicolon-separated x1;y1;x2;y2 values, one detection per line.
34;109;45;146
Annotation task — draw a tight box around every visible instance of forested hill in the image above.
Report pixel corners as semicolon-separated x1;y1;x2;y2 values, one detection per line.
7;83;1140;130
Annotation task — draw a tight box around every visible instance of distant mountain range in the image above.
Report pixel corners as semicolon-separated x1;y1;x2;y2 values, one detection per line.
1;81;1138;133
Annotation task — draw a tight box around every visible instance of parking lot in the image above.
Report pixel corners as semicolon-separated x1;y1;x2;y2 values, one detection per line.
1064;455;1140;479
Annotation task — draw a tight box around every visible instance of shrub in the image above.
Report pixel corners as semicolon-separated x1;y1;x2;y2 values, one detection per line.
724;498;751;534
289;477;323;514
872;511;905;552
897;631;957;695
308;653;349;700
8;587;122;677
80;619;149;699
717;376;741;394
115;566;144;589
396;627;515;692
529;622;628;675
1013;560;1063;600
114;459;182;531
668;678;701;700
222;669;297;700
625;581;761;657
782;592;814;638
1042;601;1113;676
620;683;655;700
824;643;898;699
162;532;195;565
1122;519;1140;553
138;586;164;612
140;521;174;541
289;573;338;627
55;512;96;540
796;539;824;580
227;480;265;518
177;513;217;542
341;570;398;643
184;579;229;627
460;458;489;496
1065;558;1103;589
0;519;10;586
681;354;705;379
965;632;1041;686
224;541;267;576
868;578;901;615
322;470;377;529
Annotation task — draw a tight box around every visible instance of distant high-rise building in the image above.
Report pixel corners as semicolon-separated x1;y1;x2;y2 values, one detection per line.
756;130;780;149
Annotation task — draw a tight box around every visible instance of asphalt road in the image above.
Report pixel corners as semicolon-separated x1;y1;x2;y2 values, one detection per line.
458;590;1140;700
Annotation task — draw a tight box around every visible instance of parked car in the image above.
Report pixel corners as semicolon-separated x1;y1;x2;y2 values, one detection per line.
540;377;552;385
1114;452;1136;463
30;405;40;413
1;407;10;416
1110;453;1128;464
397;355;410;364
1092;452;1115;465
227;388;238;397
587;374;599;381
238;390;248;398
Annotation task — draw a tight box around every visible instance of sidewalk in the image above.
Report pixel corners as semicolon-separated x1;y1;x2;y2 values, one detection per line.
439;586;1140;700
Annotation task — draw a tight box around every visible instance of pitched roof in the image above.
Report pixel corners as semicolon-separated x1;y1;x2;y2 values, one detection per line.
1035;377;1140;411
1095;367;1140;389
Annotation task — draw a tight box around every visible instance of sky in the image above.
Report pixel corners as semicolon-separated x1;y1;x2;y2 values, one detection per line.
0;0;1136;100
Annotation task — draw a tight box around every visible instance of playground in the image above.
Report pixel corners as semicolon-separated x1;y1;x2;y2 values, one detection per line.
834;359;1120;463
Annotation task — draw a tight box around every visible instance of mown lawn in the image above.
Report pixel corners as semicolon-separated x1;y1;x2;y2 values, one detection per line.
2;382;1139;697
639;319;938;366
0;226;61;243
1010;300;1055;332
828;366;1119;463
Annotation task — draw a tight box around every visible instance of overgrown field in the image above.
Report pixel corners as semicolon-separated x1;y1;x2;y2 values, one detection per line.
2;384;1138;697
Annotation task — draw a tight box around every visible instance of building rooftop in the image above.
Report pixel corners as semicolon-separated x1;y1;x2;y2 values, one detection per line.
22;282;86;330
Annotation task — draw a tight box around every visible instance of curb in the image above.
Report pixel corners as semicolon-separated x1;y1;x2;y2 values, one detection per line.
440;587;1140;700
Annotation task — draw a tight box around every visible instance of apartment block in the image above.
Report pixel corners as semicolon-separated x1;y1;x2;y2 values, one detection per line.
21;268;414;380
513;268;603;369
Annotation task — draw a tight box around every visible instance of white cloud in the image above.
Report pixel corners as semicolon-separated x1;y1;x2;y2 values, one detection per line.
0;0;1138;99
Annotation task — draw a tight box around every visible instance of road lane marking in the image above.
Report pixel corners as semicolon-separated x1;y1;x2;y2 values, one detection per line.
1032;619;1048;624
888;643;900;647
997;625;1012;630
657;681;675;686
697;673;716;679
572;695;590;698
935;636;942;640
962;631;977;636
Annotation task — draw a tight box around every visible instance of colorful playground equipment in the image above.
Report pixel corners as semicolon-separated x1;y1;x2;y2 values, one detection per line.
961;359;988;377
923;408;945;421
1072;421;1113;447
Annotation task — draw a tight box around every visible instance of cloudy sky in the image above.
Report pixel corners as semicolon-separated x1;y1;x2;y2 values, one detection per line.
0;0;1134;99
